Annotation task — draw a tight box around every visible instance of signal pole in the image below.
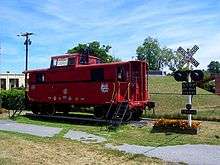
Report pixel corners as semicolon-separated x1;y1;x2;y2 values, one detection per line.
186;49;192;127
17;32;34;109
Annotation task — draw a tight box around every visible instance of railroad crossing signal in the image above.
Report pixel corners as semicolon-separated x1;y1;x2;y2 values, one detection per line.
175;45;201;127
177;45;200;67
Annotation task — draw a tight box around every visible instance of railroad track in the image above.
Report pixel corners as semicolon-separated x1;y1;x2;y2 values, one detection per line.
25;113;154;125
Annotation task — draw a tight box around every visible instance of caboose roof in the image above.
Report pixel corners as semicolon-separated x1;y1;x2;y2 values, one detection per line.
51;53;100;60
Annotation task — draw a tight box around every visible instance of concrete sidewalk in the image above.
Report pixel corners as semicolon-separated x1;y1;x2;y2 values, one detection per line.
64;130;107;143
0;120;62;137
106;143;220;165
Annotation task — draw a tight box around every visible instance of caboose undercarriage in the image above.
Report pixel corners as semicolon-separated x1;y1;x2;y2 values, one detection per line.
29;101;146;121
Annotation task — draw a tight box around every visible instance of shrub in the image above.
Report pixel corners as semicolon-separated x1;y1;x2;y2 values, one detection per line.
0;89;25;110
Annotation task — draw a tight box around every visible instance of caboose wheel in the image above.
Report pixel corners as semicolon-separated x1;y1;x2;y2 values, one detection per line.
94;106;106;119
32;109;39;115
132;109;143;121
123;110;133;121
46;104;56;116
30;103;40;115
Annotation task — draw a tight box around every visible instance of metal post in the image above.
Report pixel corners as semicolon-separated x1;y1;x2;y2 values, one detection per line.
187;56;192;127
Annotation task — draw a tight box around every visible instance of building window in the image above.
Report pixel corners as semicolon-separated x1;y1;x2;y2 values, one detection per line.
0;79;6;90
9;79;19;89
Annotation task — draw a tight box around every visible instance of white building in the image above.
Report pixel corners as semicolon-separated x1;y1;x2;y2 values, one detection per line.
0;73;25;90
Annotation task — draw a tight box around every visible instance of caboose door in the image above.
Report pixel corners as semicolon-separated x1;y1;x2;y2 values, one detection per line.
130;61;146;101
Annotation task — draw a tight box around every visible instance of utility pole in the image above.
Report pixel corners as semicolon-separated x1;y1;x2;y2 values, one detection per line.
17;32;34;109
0;42;2;109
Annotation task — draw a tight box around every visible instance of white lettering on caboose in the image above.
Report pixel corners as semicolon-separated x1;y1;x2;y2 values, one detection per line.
101;83;109;93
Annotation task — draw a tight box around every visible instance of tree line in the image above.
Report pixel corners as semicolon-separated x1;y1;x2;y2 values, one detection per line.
67;37;220;74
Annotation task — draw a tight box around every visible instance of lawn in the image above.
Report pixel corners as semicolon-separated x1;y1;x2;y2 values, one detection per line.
0;131;162;165
146;76;220;121
14;115;220;147
0;112;220;164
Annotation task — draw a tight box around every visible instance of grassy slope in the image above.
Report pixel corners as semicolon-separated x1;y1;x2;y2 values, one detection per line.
147;76;220;120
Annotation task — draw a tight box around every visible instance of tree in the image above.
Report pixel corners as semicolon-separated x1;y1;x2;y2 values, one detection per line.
166;51;183;72
207;61;220;74
136;37;181;71
67;41;120;63
136;37;160;70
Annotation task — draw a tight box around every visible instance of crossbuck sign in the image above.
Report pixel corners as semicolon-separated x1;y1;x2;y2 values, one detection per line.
177;45;199;67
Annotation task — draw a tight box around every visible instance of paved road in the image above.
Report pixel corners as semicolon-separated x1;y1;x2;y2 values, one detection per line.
0;120;62;137
106;143;220;165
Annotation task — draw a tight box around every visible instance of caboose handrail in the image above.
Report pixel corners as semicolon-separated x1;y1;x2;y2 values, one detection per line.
105;82;130;120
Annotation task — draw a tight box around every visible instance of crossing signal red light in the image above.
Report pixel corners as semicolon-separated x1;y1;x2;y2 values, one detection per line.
191;70;204;82
174;70;204;82
173;70;188;82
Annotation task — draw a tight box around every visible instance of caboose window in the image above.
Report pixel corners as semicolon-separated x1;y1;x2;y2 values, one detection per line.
117;66;127;81
36;73;45;83
68;58;75;65
91;68;104;81
96;59;102;64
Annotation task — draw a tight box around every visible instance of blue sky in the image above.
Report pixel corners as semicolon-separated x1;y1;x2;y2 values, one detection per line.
0;0;220;73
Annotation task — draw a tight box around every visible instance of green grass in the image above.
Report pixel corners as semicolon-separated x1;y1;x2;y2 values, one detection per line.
0;158;14;165
13;116;220;146
146;76;220;120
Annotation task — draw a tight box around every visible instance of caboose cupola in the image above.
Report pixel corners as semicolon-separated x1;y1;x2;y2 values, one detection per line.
50;53;101;68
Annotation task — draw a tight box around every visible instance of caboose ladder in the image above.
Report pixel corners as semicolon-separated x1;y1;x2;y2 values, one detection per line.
110;101;129;127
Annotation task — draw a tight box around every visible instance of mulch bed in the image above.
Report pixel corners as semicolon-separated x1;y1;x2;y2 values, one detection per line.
151;119;201;135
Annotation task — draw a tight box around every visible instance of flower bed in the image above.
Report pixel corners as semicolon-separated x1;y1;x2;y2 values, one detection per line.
152;119;201;134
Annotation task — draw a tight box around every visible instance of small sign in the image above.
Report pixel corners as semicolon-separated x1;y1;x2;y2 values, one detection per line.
181;109;197;115
101;83;109;93
182;82;196;95
57;58;68;66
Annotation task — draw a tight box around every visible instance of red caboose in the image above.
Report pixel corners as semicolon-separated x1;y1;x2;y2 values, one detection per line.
27;53;153;120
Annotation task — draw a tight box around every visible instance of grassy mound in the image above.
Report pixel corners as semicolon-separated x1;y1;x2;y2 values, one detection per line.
146;76;220;121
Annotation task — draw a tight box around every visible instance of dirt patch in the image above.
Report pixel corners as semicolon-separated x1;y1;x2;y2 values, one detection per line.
0;132;163;165
0;108;7;114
